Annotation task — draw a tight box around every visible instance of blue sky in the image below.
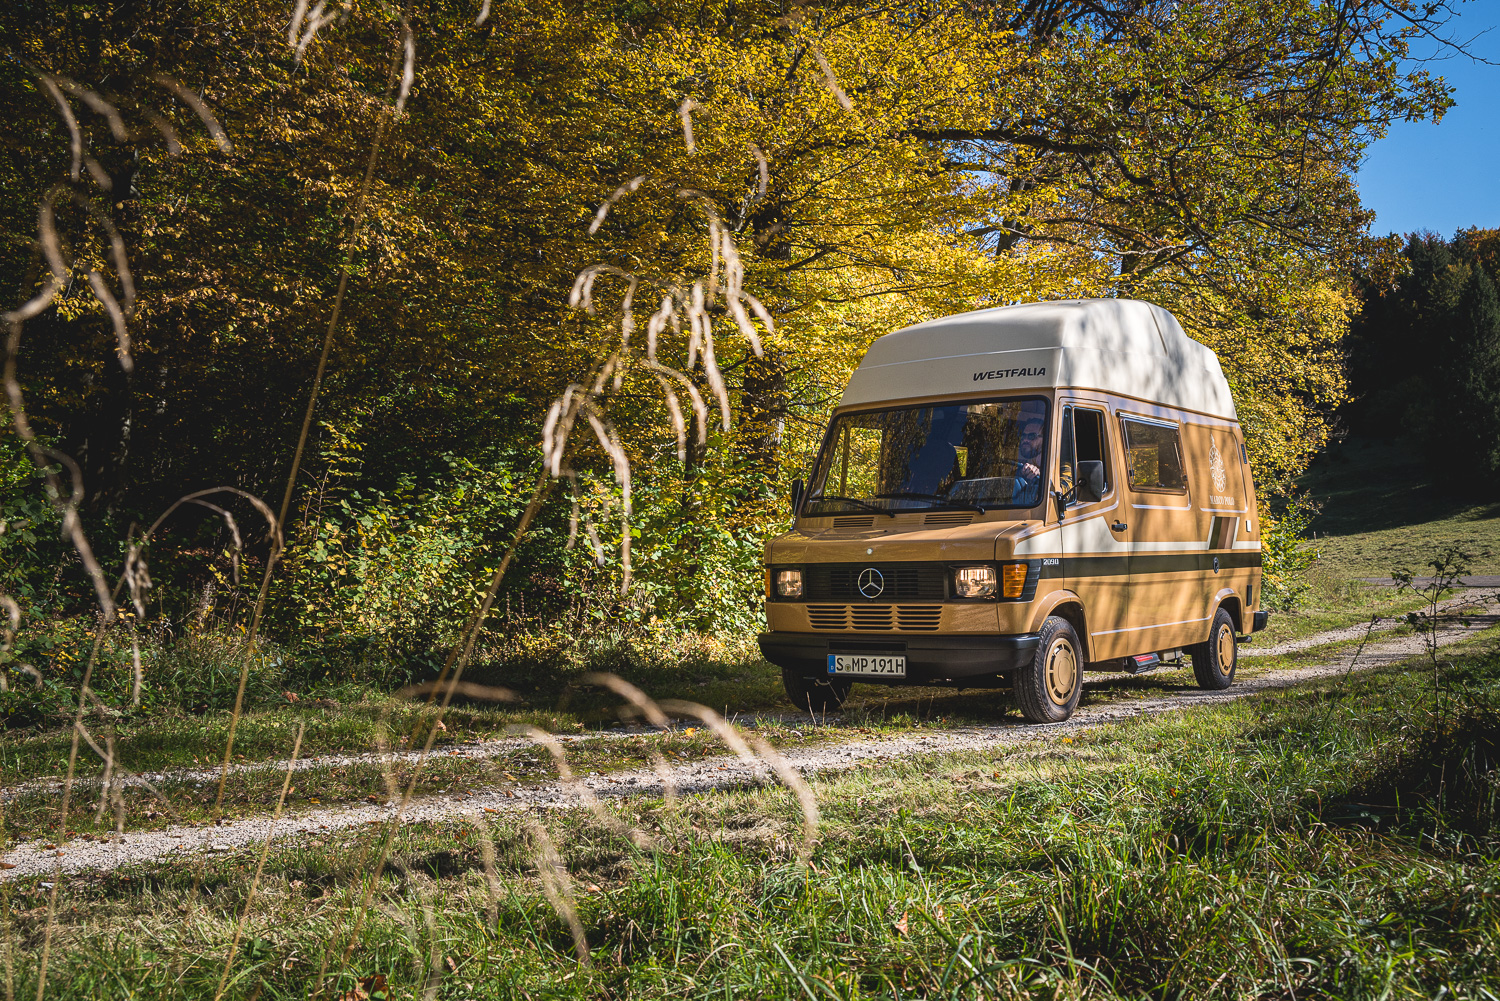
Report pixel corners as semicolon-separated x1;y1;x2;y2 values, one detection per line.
1357;2;1500;237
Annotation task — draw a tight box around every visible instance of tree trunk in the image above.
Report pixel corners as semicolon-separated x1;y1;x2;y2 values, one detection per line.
739;348;788;483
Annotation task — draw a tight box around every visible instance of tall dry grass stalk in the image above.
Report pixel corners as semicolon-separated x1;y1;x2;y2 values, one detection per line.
527;816;591;964
508;725;652;848
584;673;818;859
4;53;280;1001
215;20;411;818
659;699;820;862
213;723;306;1001
2;9;817;994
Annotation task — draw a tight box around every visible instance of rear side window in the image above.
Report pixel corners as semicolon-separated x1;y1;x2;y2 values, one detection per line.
1121;418;1187;492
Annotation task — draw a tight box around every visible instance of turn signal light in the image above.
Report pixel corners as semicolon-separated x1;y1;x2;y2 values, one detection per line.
1001;563;1028;599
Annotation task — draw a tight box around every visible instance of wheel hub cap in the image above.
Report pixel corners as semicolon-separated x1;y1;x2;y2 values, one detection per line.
1216;624;1235;674
1046;638;1078;705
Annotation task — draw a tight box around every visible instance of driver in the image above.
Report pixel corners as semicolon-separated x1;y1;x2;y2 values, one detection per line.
1018;416;1044;480
1015;415;1045;504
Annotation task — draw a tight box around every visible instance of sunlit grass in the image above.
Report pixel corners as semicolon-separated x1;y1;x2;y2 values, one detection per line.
7;633;1498;999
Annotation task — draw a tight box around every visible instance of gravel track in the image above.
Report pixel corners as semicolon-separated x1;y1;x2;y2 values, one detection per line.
6;603;1495;881
8;594;1488;804
1240;590;1497;657
1;725;685;805
12;595;1486;804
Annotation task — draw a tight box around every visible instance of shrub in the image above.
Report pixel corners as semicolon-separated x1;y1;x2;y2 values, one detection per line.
1261;496;1320;610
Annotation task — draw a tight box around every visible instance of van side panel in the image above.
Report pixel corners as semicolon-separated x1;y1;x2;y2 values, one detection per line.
1106;405;1261;656
1187;420;1261;637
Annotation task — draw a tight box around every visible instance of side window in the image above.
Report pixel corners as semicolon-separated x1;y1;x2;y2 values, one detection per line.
1059;407;1076;493
1074;409;1109;490
1121;417;1187;492
1058;406;1110;504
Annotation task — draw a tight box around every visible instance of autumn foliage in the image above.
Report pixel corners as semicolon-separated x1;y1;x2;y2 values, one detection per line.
1;0;1455;662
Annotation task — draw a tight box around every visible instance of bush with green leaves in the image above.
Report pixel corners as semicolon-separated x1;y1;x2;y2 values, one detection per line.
273;451;534;679
1261;496;1320;610
0;433;66;612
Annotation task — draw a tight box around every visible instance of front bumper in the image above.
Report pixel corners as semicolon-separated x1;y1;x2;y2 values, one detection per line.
758;632;1040;685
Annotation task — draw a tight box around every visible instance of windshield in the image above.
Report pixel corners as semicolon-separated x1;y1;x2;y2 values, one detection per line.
804;397;1049;515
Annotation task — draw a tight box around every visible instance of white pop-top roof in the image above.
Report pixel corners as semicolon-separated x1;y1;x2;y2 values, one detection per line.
840;298;1237;420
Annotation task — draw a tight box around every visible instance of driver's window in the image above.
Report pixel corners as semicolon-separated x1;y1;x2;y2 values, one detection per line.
1060;406;1110;505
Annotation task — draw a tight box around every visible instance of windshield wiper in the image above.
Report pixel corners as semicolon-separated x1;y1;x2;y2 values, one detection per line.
810;495;896;518
874;491;986;514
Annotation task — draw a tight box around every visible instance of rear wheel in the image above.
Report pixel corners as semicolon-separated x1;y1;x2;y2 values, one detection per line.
1191;607;1238;690
1013;616;1083;723
782;668;852;713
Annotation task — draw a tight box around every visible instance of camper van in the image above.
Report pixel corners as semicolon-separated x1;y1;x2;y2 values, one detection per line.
759;299;1268;724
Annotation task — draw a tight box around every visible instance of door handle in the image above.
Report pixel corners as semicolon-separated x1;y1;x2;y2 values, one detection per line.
1111;521;1128;532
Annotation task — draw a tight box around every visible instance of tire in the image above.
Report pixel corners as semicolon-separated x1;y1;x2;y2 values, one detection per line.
1013;616;1084;723
1191;607;1238;690
782;668;852;713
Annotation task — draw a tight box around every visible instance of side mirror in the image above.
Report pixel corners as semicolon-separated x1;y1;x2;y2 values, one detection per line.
790;478;805;517
1077;460;1105;503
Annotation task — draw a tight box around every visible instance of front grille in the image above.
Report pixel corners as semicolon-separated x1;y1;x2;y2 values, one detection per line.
807;605;849;629
804;563;947;601
807;604;944;632
895;605;943;631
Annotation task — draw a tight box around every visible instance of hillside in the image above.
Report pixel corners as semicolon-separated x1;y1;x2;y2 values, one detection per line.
1298;436;1500;578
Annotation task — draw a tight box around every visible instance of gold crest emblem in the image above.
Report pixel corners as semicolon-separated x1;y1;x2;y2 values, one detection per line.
1209;435;1228;493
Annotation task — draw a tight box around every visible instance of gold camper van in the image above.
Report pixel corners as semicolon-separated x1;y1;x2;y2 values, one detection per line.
759;299;1269;723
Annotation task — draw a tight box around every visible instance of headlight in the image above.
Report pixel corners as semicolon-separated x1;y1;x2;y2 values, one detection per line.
776;570;804;598
953;566;996;598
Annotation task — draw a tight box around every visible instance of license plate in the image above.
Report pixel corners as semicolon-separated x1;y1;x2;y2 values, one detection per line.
828;653;906;677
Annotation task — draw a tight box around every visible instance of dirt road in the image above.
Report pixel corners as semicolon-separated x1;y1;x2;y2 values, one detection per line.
4;605;1496;880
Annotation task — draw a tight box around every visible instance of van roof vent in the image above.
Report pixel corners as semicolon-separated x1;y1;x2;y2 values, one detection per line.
831;516;875;529
924;512;973;527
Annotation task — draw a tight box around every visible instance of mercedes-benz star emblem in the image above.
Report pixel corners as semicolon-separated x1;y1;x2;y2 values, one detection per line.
857;567;885;598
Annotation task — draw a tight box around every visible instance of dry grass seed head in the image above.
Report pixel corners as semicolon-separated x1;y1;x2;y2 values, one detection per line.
658;700;820;862
525;816;590;964
395;21;416;115
506;724;651;848
152;75;233;153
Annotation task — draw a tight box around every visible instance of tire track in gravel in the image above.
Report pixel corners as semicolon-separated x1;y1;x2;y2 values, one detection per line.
11;592;1490;804
5;603;1496;880
1240;590;1497;657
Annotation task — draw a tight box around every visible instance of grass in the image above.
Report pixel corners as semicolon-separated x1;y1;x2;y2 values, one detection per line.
2;661;1285;842
1298;436;1500;577
6;630;1499;999
5;587;1481;844
1245;581;1436;648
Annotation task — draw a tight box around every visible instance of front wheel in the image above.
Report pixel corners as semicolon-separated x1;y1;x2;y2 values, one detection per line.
782;668;852;713
1013;616;1084;723
1190;607;1238;690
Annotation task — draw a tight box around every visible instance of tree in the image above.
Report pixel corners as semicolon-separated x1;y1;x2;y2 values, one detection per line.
1;0;1460;634
1433;263;1500;489
1347;230;1500;494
